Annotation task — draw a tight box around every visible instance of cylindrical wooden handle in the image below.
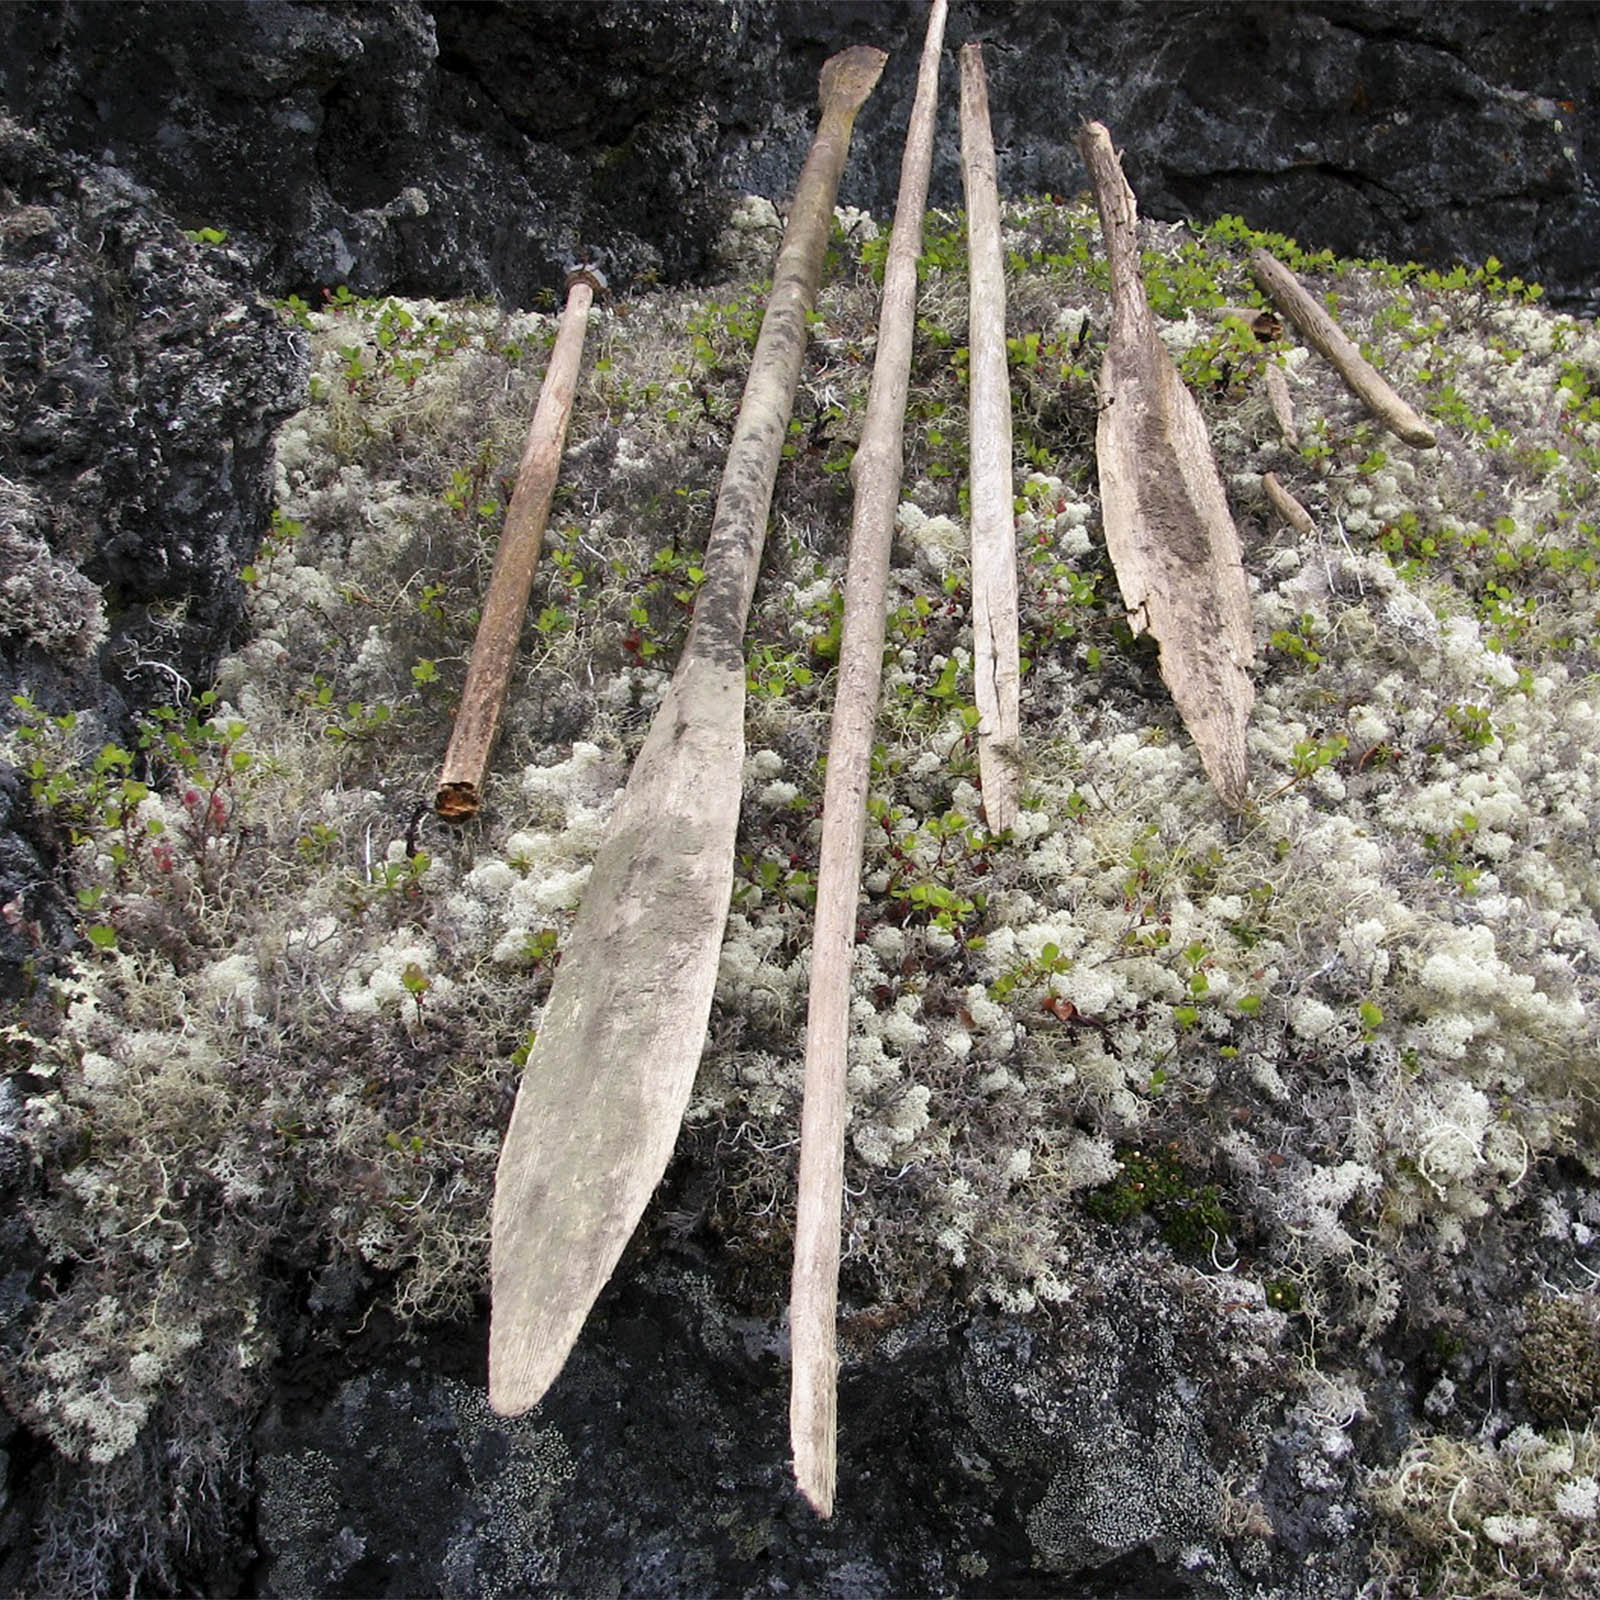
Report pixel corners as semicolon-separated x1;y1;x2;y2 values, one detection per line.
435;270;598;819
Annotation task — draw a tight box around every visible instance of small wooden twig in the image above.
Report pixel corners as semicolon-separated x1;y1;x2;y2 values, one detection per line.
1078;121;1255;811
1265;362;1301;451
1249;247;1437;449
790;0;947;1519
436;265;604;819
488;43;886;1421
1263;471;1316;537
959;40;1022;833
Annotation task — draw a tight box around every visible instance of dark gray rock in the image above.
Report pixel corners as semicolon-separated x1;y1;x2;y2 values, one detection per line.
0;114;307;713
1;1;1595;308
249;1248;1341;1599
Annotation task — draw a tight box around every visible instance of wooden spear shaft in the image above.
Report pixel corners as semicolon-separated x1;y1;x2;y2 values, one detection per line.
959;40;1022;834
488;43;886;1421
790;0;948;1520
436;266;604;820
1249;247;1437;450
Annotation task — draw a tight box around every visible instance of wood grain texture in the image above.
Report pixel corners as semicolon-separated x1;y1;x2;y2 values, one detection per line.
960;41;1022;834
790;0;947;1519
488;42;886;1420
1078;121;1255;811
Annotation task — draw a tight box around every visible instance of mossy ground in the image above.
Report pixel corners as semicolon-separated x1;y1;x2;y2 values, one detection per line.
5;196;1600;1594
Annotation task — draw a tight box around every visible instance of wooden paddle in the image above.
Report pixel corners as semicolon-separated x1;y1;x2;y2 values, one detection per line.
436;265;605;821
790;0;948;1518
1077;121;1255;812
959;40;1022;833
489;42;887;1419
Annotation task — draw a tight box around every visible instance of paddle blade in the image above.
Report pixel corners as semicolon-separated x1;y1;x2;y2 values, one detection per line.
489;656;743;1416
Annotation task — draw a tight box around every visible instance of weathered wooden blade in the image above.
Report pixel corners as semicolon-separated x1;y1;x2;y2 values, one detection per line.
1077;121;1254;811
959;40;1022;834
489;42;887;1420
790;0;947;1518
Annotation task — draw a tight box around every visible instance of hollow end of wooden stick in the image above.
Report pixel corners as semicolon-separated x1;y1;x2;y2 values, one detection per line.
435;781;481;821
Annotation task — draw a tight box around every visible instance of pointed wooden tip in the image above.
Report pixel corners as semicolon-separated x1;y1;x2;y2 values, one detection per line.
796;1469;835;1519
486;1354;548;1419
820;45;888;116
790;1319;840;1517
487;1240;571;1418
792;1398;837;1518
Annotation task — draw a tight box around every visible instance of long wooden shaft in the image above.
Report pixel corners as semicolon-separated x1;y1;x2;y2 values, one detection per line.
959;40;1021;833
436;269;600;819
790;0;947;1519
1249;247;1437;449
488;43;885;1421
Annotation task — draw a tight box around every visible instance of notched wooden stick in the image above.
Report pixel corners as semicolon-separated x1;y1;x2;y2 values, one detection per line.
1249;247;1437;450
959;40;1022;834
435;266;605;820
1077;120;1255;811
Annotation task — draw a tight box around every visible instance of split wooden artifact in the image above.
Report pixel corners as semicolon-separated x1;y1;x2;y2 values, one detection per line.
1249;247;1437;450
958;40;1022;835
790;0;947;1519
488;43;887;1419
1077;120;1255;811
436;265;605;820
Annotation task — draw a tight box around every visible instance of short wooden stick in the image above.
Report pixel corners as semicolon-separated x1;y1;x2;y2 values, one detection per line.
1264;471;1316;536
960;40;1022;834
436;267;603;819
790;0;948;1520
1249;247;1437;450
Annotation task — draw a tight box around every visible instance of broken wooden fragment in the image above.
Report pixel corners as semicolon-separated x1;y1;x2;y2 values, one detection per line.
488;42;886;1421
1264;471;1316;537
1077;121;1255;811
790;0;946;1520
1213;305;1284;342
436;265;603;820
959;40;1022;834
1249;247;1437;449
1265;361;1301;451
